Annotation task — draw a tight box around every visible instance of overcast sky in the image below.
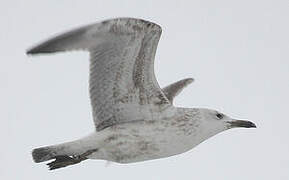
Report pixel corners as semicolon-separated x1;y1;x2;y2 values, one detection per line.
1;0;288;179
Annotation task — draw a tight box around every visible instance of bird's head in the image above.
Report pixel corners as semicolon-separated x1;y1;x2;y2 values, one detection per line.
196;108;256;138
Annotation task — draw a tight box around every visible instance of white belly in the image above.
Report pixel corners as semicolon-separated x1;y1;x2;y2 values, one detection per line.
87;117;203;163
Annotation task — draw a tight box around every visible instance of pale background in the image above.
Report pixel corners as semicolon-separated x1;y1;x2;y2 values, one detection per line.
1;0;288;179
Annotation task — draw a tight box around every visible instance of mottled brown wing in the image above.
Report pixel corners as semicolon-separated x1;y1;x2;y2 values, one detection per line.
162;78;194;104
27;18;171;131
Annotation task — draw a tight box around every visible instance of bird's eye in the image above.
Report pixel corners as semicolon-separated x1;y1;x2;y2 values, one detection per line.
216;113;224;119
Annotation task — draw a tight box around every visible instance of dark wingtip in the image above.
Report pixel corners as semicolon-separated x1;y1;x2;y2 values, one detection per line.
26;44;46;55
26;47;40;55
26;46;57;55
26;48;36;55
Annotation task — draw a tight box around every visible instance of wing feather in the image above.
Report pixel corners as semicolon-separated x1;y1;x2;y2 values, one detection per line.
162;78;194;103
27;18;171;131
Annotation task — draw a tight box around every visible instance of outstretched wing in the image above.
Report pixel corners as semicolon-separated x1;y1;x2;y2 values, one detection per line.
27;18;171;131
162;78;194;104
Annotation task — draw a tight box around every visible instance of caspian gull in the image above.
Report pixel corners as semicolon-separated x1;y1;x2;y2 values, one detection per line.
27;18;256;170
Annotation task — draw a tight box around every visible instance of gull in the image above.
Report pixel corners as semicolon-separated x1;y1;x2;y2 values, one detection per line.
27;18;256;170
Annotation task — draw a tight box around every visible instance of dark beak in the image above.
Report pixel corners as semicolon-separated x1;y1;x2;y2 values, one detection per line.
228;120;257;128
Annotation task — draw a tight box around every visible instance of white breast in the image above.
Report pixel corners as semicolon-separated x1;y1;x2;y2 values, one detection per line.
87;109;204;163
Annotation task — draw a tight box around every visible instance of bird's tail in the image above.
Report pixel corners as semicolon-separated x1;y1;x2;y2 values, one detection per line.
32;133;100;164
32;141;78;163
32;146;56;163
32;145;90;170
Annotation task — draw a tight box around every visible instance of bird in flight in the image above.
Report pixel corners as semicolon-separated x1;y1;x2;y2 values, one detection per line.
27;18;256;170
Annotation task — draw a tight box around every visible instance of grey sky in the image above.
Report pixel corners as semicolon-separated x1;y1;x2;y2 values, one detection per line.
1;0;288;179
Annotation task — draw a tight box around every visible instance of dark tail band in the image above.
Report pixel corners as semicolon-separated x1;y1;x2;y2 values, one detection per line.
32;147;55;163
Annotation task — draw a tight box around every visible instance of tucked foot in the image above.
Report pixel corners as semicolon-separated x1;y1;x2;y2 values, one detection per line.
46;149;98;170
46;155;84;170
